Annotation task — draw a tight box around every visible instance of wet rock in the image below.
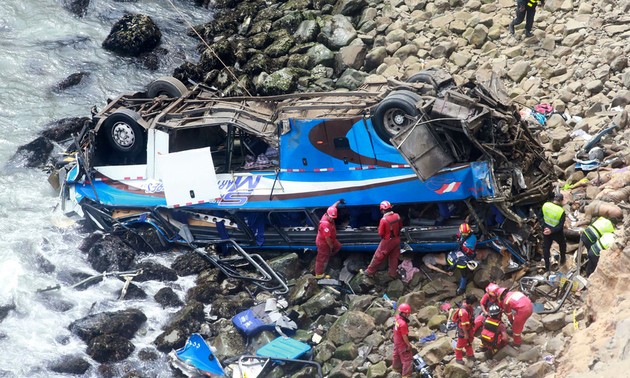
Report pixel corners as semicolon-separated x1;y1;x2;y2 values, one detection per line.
295;20;320;43
443;362;470;378
212;292;255;319
327;311;375;345
63;0;90;17
306;43;335;69
419;337;452;364
133;261;178;282
318;14;357;50
172;252;213;276
48;355;91;375
521;361;552;378
288;275;320;305
336;68;368;90
348;294;377;311
213;323;246;360
257;68;298;95
334;0;369;16
366;360;387;377
154;301;205;352
69;308;147;343
301;290;339;318
85;236;136;272
41;117;89;142
53;72;90;92
102;14;162;56
12;136;54;168
87;334;135;363
542;312;567;331
1;304;17;322
119;282;147;300
268;252;301;280
154;287;184;308
265;33;295;58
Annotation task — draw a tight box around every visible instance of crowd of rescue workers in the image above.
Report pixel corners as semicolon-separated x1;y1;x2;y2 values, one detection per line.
311;192;616;376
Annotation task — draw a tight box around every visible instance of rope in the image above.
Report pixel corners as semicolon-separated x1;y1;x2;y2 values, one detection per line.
165;0;252;96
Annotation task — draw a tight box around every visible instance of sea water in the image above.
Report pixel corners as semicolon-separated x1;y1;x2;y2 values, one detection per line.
0;1;208;376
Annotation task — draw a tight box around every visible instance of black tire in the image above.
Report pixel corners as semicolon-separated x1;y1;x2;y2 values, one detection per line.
407;70;439;88
101;109;145;158
372;94;421;143
146;76;189;98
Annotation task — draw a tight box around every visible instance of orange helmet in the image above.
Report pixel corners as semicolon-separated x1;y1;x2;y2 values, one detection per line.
326;206;338;219
486;283;500;296
398;303;411;315
459;223;472;236
380;200;392;211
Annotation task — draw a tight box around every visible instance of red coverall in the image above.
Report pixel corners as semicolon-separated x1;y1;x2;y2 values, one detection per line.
473;314;508;350
392;314;413;377
366;211;403;277
452;304;474;361
315;214;342;276
501;291;533;346
480;293;499;314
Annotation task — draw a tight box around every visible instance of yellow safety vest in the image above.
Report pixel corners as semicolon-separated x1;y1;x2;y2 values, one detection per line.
589;217;614;236
542;202;564;227
527;0;540;7
591;233;615;256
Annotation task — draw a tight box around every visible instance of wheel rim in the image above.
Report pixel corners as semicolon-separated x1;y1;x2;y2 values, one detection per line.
383;108;412;135
111;121;136;150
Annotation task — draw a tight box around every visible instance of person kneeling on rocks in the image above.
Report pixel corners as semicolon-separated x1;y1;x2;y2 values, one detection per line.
452;294;477;365
497;288;533;348
586;232;615;277
476;304;508;357
392;303;414;378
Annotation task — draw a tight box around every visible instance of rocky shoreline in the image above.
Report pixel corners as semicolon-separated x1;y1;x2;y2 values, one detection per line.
12;0;630;377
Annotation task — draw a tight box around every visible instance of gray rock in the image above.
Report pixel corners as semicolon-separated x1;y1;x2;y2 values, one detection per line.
542;312;567;331
334;0;369;16
521;361;552;378
306;43;335;69
548;126;570;152
87;334;134;363
443;362;471;378
264;34;295;58
336;68;368;90
419;337;452;365
468;24;488;48
327;311;375;345
524;315;544;333
268;252;301;280
393;44;419;61
295;20;320;43
364;46;388;72
102;14;161;56
416;305;439;322
301;290;339;318
366;360;387;378
507;61;530;83
517;345;542;362
213;323;246;360
314;340;336;363
585;79;604;94
288;275;320;305
546;334;565;355
366;306;393;325
257;69;298;95
335;44;367;74
318;14;357;50
333;342;359;360
427;314;447;329
398;291;426;311
451;51;472;67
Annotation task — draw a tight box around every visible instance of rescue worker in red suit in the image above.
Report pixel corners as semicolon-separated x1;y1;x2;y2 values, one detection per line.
365;201;403;278
392;303;414;378
480;283;501;316
451;294;477;364
476;304;508;357
498;288;533;348
314;199;344;278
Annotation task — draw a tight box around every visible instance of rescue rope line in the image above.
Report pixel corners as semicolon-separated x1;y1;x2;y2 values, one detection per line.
165;0;253;96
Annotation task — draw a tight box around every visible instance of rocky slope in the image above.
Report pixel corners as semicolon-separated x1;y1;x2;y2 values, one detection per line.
16;0;630;376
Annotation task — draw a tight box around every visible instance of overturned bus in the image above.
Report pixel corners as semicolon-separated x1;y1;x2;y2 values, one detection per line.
53;68;554;261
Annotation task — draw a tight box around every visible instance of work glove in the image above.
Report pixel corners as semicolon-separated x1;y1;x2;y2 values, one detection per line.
338;198;346;205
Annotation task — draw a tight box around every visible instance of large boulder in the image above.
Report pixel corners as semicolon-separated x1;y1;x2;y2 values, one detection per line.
257;69;298;95
84;235;136;272
102;14;162;56
133;260;178;282
11;136;54;168
154;301;206;352
68;308;147;344
327;311;375;345
87;334;135;363
318;14;357;50
419;337;453;365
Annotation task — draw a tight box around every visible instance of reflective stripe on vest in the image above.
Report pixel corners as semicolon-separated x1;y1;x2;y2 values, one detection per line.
527;0;540;7
542;202;564;227
591;233;615;257
505;291;525;306
588;217;614;239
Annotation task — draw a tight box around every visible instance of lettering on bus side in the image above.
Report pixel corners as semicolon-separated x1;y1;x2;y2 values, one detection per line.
218;176;262;207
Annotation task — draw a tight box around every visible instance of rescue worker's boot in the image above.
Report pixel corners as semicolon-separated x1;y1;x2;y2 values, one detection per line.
509;22;515;35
